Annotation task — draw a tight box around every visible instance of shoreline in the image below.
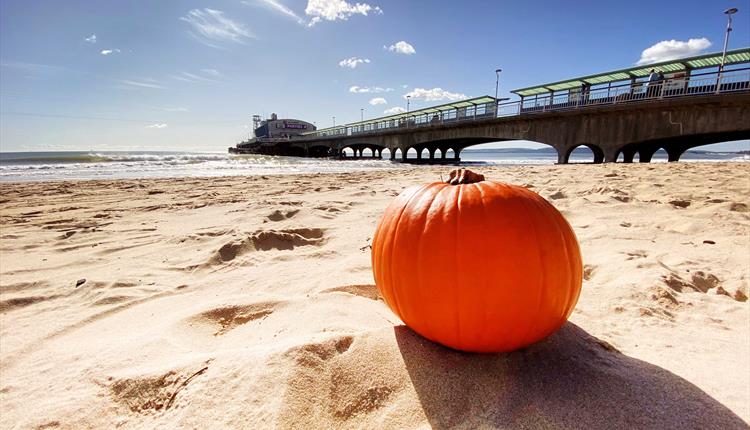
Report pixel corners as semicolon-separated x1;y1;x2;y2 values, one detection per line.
1;162;748;428
1;157;748;184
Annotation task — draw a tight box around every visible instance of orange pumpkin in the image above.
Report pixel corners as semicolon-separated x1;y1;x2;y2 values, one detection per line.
371;168;582;352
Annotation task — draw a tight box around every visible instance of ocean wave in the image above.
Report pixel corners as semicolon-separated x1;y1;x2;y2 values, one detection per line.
0;149;747;182
0;152;229;165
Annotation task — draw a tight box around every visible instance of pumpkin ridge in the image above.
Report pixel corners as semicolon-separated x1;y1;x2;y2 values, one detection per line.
385;184;432;322
453;182;463;348
532;190;574;326
413;183;448;342
515;187;548;349
473;182;491;349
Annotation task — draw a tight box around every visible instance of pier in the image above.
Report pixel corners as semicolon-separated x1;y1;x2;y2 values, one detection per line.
234;49;750;163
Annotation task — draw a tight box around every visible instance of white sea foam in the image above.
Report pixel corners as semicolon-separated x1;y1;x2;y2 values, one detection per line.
0;152;408;182
0;150;745;182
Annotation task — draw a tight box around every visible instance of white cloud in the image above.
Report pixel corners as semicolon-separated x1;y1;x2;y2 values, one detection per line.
404;87;467;102
170;71;216;83
201;68;222;77
120;79;166;89
636;38;711;65
338;57;370;68
100;49;121;55
305;0;382;26
180;9;254;47
369;97;387;105
84;34;97;44
244;0;305;25
384;40;415;55
170;70;222;82
401;84;408;88
349;85;393;93
146;123;168;129
384;106;405;114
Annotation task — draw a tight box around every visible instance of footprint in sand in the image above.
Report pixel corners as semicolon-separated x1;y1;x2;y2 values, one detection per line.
285;335;354;368
690;271;720;293
548;191;566;200
266;209;300;222
313;201;357;218
668;200;691;208
322;284;382;301
278;334;400;427
0;295;60;312
662;271;721;294
187;301;280;335
209;228;326;265
107;362;210;413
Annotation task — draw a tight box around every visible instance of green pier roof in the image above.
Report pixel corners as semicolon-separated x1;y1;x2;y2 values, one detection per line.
512;47;750;96
309;95;500;134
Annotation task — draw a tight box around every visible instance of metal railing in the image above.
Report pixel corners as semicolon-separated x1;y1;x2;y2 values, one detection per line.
303;68;750;139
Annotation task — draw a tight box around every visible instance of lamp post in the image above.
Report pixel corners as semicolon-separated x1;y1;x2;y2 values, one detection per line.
721;8;739;71
494;68;502;101
405;95;411;128
332;116;336;127
360;108;364;122
494;68;502;115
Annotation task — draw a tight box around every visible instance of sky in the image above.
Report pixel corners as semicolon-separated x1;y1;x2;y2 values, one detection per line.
1;0;749;152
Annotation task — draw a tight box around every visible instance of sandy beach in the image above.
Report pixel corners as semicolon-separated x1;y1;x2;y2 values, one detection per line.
0;162;748;429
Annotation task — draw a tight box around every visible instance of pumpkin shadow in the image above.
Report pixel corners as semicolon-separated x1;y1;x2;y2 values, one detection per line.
394;323;747;429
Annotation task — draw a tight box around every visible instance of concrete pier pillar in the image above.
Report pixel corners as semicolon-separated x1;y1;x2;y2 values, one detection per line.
622;148;636;163
666;147;684;162
591;148;617;164
638;149;656;163
639;147;657;163
604;147;619;163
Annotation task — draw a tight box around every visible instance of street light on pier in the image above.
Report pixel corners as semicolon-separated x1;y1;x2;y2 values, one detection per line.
406;95;411;113
494;68;502;101
361;108;364;122
721;7;739;71
333;116;336;127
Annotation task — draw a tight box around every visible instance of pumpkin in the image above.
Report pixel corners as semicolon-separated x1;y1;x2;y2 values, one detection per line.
371;168;582;353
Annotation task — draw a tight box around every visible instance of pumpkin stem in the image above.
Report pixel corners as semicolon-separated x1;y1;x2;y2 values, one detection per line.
445;168;485;185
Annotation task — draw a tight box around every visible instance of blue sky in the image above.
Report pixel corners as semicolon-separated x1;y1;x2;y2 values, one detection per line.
1;0;749;152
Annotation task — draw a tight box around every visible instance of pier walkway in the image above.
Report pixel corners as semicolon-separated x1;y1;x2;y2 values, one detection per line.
283;49;750;163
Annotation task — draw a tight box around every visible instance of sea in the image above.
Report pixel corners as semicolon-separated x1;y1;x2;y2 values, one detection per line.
0;149;747;182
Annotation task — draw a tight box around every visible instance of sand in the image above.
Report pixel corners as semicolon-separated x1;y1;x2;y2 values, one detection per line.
0;162;748;429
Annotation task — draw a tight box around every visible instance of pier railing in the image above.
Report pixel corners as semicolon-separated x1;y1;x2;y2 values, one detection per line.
303;68;750;139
